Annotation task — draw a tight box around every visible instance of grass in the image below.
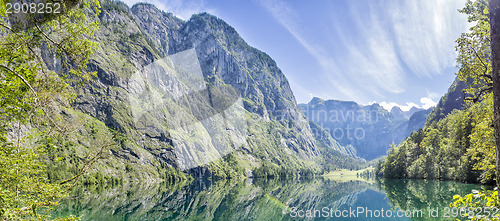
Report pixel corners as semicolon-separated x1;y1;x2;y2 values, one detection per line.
322;166;375;183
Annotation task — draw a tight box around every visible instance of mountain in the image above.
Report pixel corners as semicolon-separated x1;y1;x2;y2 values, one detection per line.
390;106;405;119
406;107;423;118
380;77;493;184
300;98;430;160
426;77;466;124
390;106;425;120
43;0;362;182
406;109;433;134
54;179;376;220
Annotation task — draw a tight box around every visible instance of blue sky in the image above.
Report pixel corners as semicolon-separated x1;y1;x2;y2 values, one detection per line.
121;0;470;111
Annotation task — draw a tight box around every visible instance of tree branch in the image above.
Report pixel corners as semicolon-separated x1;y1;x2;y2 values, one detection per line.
0;64;38;98
0;22;12;31
481;73;493;80
472;46;489;70
34;24;74;61
471;46;493;81
465;86;493;102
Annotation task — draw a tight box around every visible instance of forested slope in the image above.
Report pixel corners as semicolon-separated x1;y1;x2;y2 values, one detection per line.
378;94;493;184
379;0;494;184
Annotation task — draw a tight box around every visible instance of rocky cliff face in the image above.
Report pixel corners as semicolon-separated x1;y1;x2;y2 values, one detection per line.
406;108;432;134
426;77;466;124
300;98;430;160
53;0;356;180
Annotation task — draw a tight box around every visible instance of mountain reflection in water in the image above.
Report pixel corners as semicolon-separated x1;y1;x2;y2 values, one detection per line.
54;178;490;220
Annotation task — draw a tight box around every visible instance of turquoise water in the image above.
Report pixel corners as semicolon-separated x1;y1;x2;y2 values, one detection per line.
54;178;491;220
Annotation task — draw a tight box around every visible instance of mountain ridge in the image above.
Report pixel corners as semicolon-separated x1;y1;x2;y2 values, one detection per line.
45;0;364;183
299;98;430;160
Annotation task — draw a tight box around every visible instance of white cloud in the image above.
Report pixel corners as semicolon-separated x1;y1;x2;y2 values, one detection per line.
121;0;215;20
379;101;420;112
379;94;437;112
420;97;438;109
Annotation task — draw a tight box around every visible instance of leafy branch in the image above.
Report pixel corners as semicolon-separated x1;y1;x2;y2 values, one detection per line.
0;64;38;98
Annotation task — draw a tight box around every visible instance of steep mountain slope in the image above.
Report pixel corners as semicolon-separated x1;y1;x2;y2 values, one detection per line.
380;94;493;184
406;109;432;134
379;77;494;184
300;98;430;160
405;107;424;119
426;77;466;124
47;0;359;182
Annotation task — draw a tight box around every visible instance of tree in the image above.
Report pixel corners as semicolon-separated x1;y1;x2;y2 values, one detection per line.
489;0;500;204
457;0;492;103
456;0;500;200
0;0;100;219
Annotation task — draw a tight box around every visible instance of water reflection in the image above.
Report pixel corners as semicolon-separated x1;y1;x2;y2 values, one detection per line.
381;179;493;221
54;178;490;220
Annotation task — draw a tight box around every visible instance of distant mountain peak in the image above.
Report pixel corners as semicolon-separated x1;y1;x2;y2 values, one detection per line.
409;106;420;112
301;97;430;160
390;106;403;112
390;106;405;119
309;97;325;105
369;103;383;110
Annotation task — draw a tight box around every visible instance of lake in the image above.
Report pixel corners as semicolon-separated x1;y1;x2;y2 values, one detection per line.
54;178;492;220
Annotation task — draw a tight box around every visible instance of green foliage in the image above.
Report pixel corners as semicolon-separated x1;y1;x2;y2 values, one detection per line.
160;167;192;183
99;0;127;14
0;137;65;220
468;94;495;182
320;147;366;172
381;0;496;187
252;161;316;179
357;168;375;180
456;0;492;103
451;190;500;221
0;0;100;219
207;152;246;180
381;95;493;184
382;144;407;179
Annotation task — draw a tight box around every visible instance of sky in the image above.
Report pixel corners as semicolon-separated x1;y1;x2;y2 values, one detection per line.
121;0;471;111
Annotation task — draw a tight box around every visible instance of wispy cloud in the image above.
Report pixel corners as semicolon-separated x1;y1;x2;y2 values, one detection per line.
121;0;215;20
257;0;468;104
386;0;468;78
343;3;406;95
256;0;365;101
119;0;467;106
257;0;407;101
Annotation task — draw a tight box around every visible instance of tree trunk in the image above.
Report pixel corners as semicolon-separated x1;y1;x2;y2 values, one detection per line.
490;0;500;205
